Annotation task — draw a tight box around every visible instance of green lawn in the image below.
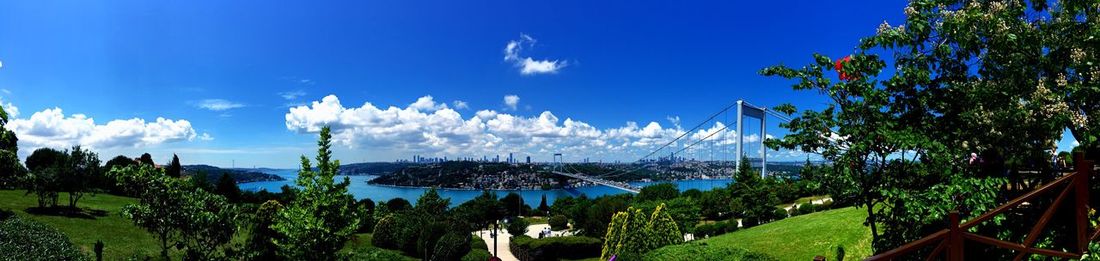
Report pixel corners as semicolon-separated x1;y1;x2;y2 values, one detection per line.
521;215;548;225
0;190;178;260
651;206;871;261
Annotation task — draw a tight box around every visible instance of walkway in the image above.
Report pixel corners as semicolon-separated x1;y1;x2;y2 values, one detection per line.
476;223;574;261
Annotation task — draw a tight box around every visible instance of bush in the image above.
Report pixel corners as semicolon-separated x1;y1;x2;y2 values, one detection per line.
429;231;472;260
692;220;739;238
772;208;789;221
507;218;529;236
642;241;777;261
416;221;449;258
511;235;602;261
798;203;815;214
548;215;568;231
462;249;492;261
470;235;488;251
819;200;834;210
372;214;417;251
0;216;88;260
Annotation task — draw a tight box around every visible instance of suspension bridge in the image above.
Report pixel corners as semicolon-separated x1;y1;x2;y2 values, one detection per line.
546;99;794;193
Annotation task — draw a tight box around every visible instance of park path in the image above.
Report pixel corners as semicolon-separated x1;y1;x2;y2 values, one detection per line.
477;223;569;261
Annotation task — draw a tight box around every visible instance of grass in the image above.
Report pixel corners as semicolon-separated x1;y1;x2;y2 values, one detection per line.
652;206;871;261
0;190;177;260
521;215;548;225
776;195;832;208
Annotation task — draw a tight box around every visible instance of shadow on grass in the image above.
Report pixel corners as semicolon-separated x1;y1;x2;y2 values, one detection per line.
25;206;108;219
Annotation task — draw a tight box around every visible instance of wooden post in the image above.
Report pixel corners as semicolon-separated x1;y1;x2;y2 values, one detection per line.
1074;152;1091;253
948;211;963;261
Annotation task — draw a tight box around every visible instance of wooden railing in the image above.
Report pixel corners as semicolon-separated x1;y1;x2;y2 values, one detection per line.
865;154;1096;260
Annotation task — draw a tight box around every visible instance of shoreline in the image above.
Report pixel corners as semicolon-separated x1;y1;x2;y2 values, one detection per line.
365;177;734;191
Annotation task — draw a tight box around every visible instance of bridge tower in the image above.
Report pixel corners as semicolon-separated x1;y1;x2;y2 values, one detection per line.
735;100;767;178
553;153;563;172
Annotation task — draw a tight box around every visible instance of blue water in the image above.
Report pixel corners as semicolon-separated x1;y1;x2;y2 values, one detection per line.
240;169;732;207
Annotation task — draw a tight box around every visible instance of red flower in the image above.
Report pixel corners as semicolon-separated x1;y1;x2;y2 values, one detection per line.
835;56;853;81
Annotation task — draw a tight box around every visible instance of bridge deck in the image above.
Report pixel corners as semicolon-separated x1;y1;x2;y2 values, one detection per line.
551;171;640;193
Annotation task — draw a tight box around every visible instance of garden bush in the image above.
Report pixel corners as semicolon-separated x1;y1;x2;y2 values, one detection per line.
642;241;777;261
371;213;418;251
772;208;789;220
511;235;602;261
461;249;492;261
507;217;529;236
798;203;815;214
0;216;88;261
548;214;568;231
429;231;472;260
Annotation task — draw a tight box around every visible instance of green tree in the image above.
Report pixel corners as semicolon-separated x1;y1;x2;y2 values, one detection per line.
637;183;679;202
24;148;67;208
63;146;99;208
214;172;241;202
506;217;529;236
271;126;359;260
537;194;550;214
600;203;682;260
137;153;154;166
386;198;412;212
501;192;525;217
415;188;449;216
0;105;22;189
167;154;181;178
245;200;283;261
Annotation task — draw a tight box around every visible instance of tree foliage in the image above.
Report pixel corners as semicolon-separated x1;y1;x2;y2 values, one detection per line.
271;126;359;260
600;203;683;260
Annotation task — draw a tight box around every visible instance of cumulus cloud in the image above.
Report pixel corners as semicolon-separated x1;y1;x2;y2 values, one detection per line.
198;133;214;141
453;100;470;110
0;98;18;118
7;107;198;150
503;95;520;110
196;99;245;111
503;34;567;75
285;95;706;160
279;90;306;100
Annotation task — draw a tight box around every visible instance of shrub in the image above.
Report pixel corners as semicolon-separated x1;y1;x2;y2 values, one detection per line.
601;204;683;260
511;235;602;261
371;214;412;250
0;216;88;260
507;217;529;236
461;249;492;261
430;231;472;260
819;200;834;210
416;221;449;258
642;241;777;261
772;208;789;221
799;203;815;214
693;223;718;238
548;215;568;231
470;235;488;251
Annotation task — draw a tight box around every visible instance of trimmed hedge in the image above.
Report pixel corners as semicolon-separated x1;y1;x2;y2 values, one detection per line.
510;235;602;261
461;249;492;261
693;220;739;238
642;241;777;261
0;215;88;261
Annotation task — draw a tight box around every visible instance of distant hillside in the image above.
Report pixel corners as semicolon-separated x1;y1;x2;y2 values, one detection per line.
338;162;417;176
181;165;285;183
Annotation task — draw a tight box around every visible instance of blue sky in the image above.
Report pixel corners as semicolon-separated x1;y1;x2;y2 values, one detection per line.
0;1;1078;168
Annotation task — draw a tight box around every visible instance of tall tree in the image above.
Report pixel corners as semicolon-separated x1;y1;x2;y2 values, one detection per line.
24;148;67;208
167;154;181;178
0;105;23;189
138;153;155;166
63;146;99;208
272;126;359;260
500;192;525;217
214;172;240;202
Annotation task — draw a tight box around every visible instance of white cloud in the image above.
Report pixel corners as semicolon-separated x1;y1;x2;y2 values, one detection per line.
0;59;3;69
0;98;18;118
285;95;696;160
503;34;567;75
453;100;470;110
1073;140;1080;147
503;95;520;110
196;99;245;111
279;90;306;100
198;133;214;141
7;107;198;150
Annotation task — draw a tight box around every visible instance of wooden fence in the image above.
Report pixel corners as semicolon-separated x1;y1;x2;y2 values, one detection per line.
864;153;1096;260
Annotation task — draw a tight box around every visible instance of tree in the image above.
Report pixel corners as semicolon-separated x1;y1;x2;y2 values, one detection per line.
167;154;181;178
245;200;283;261
600;203;682;260
63;146;99;208
501;192;525;217
24;148;67;208
759;0;1068;252
0;105;21;189
507;217;529;236
109;164;238;260
386;198;412;212
637;183;679;202
728;156;778;227
137;153;154;166
415;188;449;216
214;172;241;202
453;190;504;232
271;126;359;260
537;194;550;214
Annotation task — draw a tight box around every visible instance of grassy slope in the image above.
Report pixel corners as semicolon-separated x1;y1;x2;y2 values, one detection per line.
653;206;872;261
0;190;177;260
